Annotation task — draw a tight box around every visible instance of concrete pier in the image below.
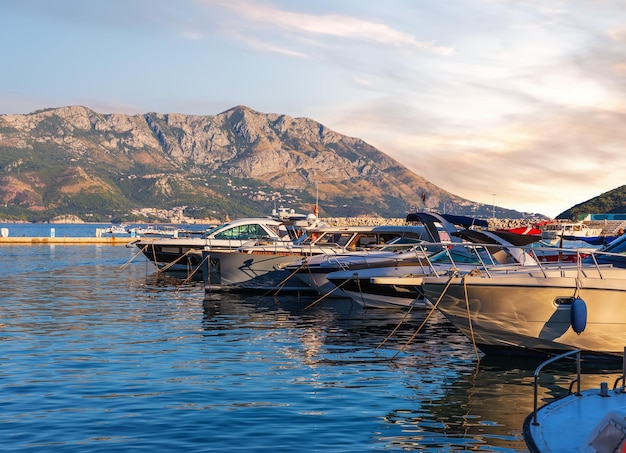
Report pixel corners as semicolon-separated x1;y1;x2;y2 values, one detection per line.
0;236;135;245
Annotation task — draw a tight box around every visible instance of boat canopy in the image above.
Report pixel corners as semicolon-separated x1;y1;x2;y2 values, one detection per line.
440;214;489;229
404;212;463;243
453;229;542;247
406;212;488;229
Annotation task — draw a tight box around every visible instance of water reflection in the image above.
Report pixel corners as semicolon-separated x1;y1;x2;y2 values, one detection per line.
3;243;623;452
380;353;624;451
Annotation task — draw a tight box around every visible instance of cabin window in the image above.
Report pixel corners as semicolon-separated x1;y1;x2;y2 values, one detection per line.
353;234;378;248
335;233;356;247
314;232;354;247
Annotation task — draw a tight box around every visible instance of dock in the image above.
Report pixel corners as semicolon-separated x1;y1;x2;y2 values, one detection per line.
0;236;135;245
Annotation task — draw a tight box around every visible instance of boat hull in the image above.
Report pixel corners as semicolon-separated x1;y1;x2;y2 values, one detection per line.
422;268;626;357
201;250;306;286
135;240;211;272
293;270;344;297
326;267;428;308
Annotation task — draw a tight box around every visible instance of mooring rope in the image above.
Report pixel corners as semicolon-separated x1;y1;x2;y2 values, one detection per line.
305;259;324;294
263;258;309;297
375;304;415;351
303;276;354;310
156;249;193;273
462;275;481;363
356;272;366;307
177;254;209;289
151;243;158;268
574;250;583;298
389;274;456;360
119;243;149;270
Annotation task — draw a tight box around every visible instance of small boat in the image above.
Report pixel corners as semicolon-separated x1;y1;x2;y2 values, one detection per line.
568;234;622;247
129;225;182;238
102;225;130;235
523;349;626;452
499;225;542;236
538;221;604;243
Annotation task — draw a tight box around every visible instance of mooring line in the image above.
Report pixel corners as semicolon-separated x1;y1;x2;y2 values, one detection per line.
176;254;209;292
375;304;415;351
462;275;481;363
120;243;149;270
264;258;309;297
389;274;456;360
156;249;192;273
303;276;353;310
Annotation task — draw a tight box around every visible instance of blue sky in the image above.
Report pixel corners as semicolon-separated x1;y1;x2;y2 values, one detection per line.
1;0;625;218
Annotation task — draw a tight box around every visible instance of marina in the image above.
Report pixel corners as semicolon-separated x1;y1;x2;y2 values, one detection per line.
0;222;624;451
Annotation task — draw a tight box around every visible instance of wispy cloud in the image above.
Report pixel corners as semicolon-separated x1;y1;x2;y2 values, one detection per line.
199;0;453;56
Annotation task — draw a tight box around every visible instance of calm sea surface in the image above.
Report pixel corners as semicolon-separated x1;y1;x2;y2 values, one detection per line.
0;224;622;452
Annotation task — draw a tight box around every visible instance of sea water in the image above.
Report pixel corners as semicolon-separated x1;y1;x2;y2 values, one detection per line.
0;225;621;452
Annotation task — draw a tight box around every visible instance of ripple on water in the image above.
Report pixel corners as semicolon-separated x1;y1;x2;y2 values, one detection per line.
1;244;621;451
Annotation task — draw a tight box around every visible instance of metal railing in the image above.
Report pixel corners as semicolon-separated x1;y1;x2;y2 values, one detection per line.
531;350;582;426
531;347;626;426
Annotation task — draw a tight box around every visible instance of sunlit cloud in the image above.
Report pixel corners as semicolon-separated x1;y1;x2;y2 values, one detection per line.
516;73;608;108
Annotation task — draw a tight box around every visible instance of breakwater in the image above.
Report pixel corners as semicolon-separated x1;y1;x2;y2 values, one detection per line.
320;217;535;230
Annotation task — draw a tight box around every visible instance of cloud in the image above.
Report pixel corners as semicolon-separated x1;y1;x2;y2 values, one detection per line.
200;0;453;56
351;76;374;90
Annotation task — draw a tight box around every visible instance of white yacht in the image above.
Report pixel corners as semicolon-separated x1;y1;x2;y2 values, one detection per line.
421;234;626;358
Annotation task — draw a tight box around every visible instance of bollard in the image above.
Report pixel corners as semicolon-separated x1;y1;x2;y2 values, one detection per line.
600;382;608;397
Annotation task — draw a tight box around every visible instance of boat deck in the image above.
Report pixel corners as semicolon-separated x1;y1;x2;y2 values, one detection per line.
524;386;626;452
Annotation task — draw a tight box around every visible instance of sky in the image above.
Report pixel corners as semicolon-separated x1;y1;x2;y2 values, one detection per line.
1;0;625;218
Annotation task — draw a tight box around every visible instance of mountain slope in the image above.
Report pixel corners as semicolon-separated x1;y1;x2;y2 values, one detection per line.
0;105;532;222
558;185;626;219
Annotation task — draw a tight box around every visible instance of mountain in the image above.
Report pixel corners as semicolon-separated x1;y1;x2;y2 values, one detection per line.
557;185;626;220
0;105;536;222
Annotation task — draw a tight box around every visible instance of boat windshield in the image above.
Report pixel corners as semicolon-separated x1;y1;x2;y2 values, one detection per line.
429;248;482;264
377;236;424;251
294;229;428;250
582;234;626;268
203;222;276;240
599;233;626;254
202;222;228;237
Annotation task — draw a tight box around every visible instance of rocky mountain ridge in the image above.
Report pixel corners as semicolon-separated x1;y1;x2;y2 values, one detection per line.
0;105;537;222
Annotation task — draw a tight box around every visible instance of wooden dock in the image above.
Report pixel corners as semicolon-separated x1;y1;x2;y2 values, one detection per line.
0;236;136;245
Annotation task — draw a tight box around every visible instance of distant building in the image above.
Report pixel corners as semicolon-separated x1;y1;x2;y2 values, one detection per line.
589;214;626;221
